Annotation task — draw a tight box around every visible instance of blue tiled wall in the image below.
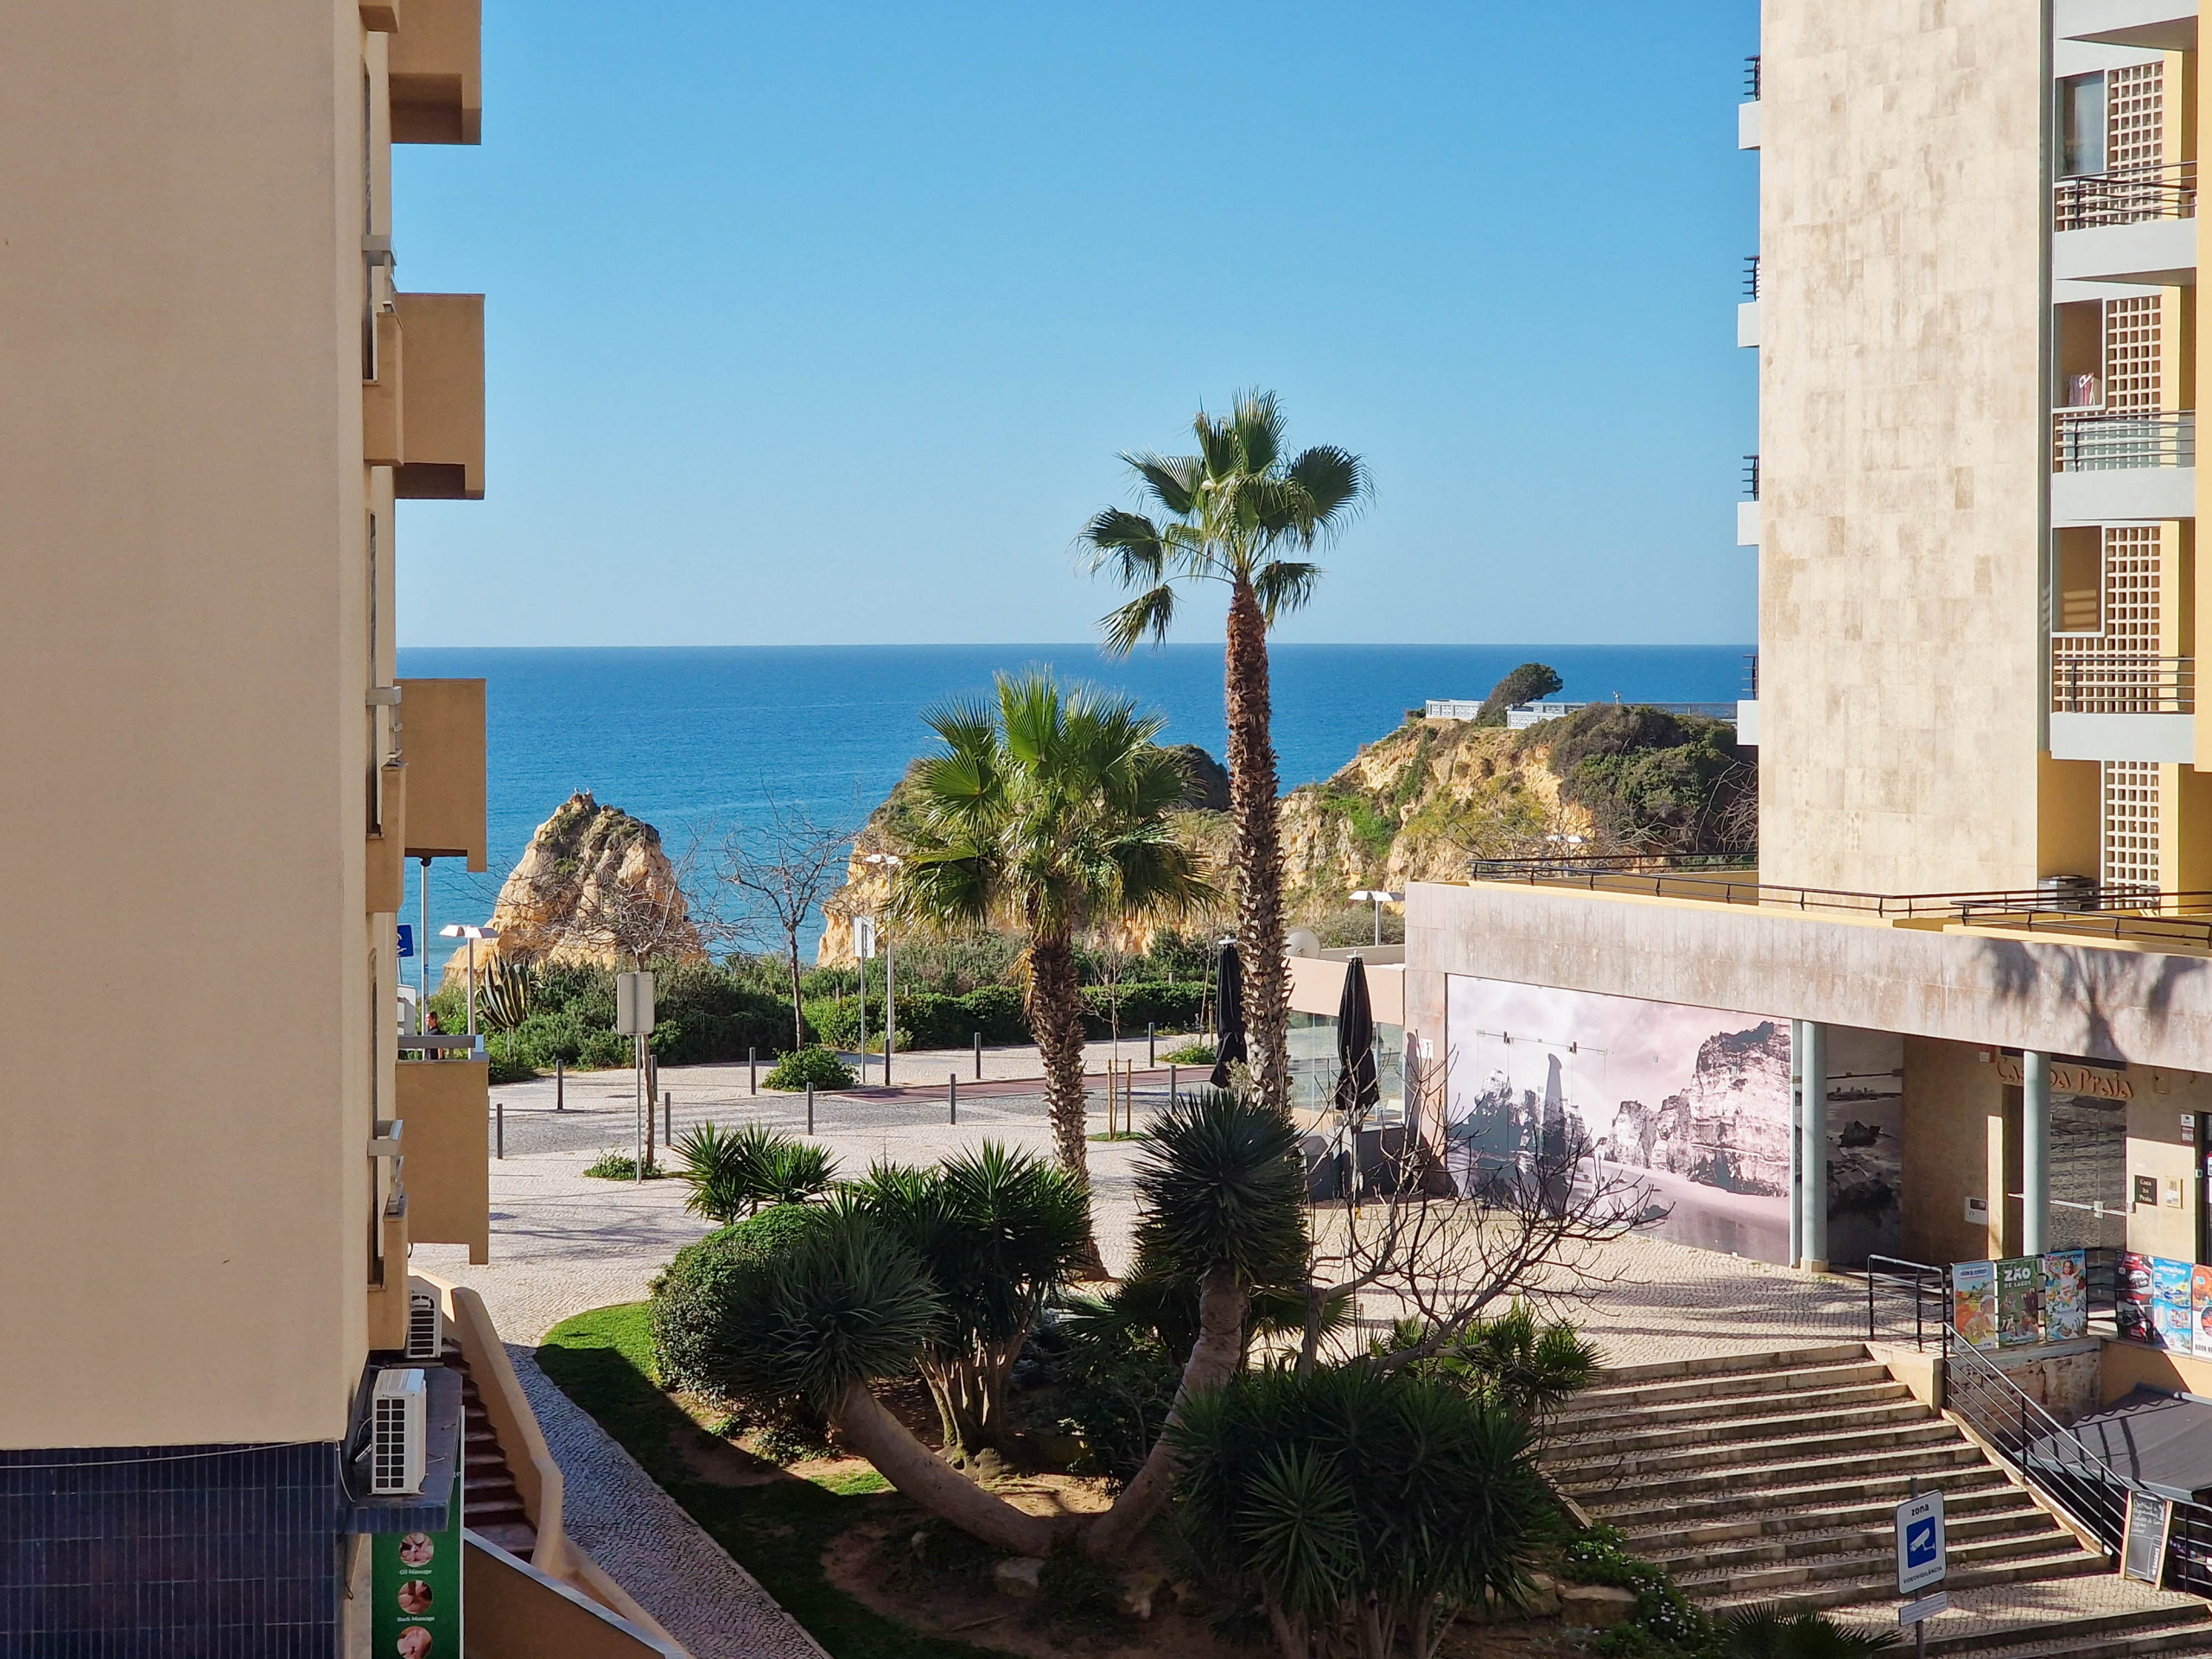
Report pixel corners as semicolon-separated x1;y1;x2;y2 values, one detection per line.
0;1440;341;1658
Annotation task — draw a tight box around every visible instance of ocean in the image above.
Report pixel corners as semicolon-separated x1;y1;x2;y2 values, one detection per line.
394;643;1751;980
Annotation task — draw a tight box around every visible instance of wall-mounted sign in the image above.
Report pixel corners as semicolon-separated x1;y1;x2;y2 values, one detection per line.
373;1476;462;1656
1993;1054;2133;1099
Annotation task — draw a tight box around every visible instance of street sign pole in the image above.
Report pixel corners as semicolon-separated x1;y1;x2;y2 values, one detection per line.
1896;1484;1946;1658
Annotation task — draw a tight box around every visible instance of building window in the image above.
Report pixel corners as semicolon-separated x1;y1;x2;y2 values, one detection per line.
2059;73;2107;178
2102;760;2162;893
1287;1009;1406;1123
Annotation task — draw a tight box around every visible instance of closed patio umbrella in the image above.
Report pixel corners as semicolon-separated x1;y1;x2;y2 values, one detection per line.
1332;954;1379;1123
1210;941;1247;1090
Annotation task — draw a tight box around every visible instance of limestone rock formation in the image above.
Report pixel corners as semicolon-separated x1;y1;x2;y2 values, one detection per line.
443;791;704;985
1600;1021;1791;1196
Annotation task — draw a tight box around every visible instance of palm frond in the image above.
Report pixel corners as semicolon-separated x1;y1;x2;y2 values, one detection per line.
1284;444;1371;532
1100;585;1178;657
1123;452;1201;518
1230;387;1286;474
1252;560;1321;623
1080;505;1169;588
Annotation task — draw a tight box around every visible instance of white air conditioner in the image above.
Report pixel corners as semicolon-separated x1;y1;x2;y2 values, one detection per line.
404;1278;444;1362
370;1368;428;1496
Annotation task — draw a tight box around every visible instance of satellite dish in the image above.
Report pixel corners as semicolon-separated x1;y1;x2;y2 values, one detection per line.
1287;929;1322;958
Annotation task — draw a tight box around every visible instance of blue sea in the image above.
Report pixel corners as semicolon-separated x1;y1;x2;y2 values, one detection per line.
395;643;1750;979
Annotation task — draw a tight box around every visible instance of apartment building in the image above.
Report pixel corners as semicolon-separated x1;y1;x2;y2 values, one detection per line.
0;6;668;1654
1407;0;2212;1407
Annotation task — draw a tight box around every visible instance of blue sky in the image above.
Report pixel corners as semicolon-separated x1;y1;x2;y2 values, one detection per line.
394;1;1759;647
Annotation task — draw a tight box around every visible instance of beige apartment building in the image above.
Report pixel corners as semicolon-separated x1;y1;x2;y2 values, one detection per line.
1407;0;2212;1405
0;4;668;1654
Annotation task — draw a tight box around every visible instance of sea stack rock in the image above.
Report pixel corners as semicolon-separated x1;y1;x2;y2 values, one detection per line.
442;791;704;984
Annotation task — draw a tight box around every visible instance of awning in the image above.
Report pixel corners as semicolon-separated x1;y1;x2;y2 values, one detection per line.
2037;1389;2212;1503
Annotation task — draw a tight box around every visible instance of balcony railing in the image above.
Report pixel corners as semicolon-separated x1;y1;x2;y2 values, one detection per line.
1742;454;1760;499
2052;410;2195;472
2050;650;2195;715
1743;652;1758;696
1745;54;1761;99
1742;254;1760;300
2055;162;2198;232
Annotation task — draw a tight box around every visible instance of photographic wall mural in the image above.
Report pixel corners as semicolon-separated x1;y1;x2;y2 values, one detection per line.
1442;976;1901;1268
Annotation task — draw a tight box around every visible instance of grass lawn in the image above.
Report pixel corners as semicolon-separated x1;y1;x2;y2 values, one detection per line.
537;1302;995;1659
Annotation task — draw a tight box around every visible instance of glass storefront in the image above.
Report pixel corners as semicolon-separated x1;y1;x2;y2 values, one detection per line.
1287;1009;1405;1125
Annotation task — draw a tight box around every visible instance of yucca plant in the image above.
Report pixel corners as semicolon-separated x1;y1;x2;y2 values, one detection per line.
476;957;535;1065
850;1143;1090;1462
672;1122;840;1223
1173;1362;1552;1658
1716;1606;1900;1659
1373;1305;1601;1421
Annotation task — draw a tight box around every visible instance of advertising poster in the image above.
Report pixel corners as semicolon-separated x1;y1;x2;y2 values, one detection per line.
1953;1260;1998;1349
373;1477;462;1658
2119;1251;2158;1346
1995;1256;2042;1347
2042;1250;2088;1342
2195;1266;2212;1358
2154;1257;2196;1357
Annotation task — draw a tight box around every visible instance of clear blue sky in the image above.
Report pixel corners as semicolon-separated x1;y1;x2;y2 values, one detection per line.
394;1;1759;647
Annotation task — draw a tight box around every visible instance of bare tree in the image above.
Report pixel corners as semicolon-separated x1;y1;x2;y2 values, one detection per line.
1294;1044;1661;1373
553;830;707;970
718;795;857;1052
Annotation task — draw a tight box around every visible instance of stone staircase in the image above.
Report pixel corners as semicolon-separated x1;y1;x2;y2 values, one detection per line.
1545;1344;2212;1658
442;1344;537;1559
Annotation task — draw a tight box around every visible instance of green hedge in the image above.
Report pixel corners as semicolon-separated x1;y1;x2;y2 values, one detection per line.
1078;982;1203;1039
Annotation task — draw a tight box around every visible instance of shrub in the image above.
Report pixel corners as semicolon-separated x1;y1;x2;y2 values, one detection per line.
584;1150;664;1180
1477;662;1564;725
765;1046;855;1090
1160;1040;1216;1065
650;1204;828;1396
1079;981;1203;1039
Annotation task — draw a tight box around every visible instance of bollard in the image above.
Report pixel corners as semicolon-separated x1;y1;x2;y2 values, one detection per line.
974;1031;982;1080
806;1082;815;1135
1169;1062;1177;1106
495;1099;504;1160
749;1046;757;1096
949;1072;957;1125
664;1090;672;1147
1148;1021;1156;1065
556;1058;565;1111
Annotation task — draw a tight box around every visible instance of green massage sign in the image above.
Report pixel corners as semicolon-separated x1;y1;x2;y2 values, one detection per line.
372;1478;463;1659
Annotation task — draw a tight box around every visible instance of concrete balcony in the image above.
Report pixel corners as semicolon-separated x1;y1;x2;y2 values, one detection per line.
397;1057;489;1263
394;292;484;499
1737;698;1761;745
396;677;487;869
2056;0;2196;48
1739;102;1760;150
363;310;404;466
1738;300;1760;348
366;760;408;913
1738;501;1760;546
2053;168;2197;285
2050;410;2196;524
2049;651;2196;762
390;0;481;144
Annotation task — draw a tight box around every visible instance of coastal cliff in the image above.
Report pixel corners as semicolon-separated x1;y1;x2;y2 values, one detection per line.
444;790;704;984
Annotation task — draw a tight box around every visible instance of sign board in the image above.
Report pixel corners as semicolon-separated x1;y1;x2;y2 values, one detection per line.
1896;1491;1946;1596
1898;1592;1949;1626
2124;1488;2172;1585
1953;1262;1998;1349
372;1475;463;1656
853;916;877;961
613;971;655;1036
397;923;415;959
1993;1054;2133;1099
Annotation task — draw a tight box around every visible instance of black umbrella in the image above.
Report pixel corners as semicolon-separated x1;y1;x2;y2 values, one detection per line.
1332;954;1379;1122
1210;941;1247;1089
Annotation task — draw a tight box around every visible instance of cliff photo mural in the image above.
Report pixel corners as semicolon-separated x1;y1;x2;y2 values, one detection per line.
1441;977;1900;1267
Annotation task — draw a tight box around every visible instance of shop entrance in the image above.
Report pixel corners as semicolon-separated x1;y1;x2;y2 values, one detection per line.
2048;1093;2128;1250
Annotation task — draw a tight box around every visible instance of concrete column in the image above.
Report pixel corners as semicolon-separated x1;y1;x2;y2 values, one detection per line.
1789;1020;1805;1268
2022;1049;2052;1258
1800;1020;1828;1272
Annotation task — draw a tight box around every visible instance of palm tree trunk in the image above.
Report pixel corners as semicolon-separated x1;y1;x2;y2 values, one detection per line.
1027;932;1090;1185
1084;1262;1243;1560
1224;576;1289;1114
828;1382;1061;1557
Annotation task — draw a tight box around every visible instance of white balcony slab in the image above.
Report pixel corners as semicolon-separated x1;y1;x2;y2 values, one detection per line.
1737;501;1759;546
2049;711;2196;762
1738;102;1760;150
1738;300;1760;348
2053;219;2197;287
2050;467;2196;524
2056;0;2196;48
1736;699;1760;746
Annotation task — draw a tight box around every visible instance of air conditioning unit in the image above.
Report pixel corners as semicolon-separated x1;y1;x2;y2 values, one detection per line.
404;1278;444;1362
370;1369;428;1496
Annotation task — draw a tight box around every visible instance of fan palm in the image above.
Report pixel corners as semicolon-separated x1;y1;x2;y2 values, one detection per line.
1082;391;1370;1114
890;670;1212;1194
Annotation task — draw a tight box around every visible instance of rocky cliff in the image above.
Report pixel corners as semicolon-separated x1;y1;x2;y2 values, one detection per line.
445;790;704;985
1599;1021;1791;1196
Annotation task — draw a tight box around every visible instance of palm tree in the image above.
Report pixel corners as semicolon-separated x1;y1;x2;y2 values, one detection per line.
1082;391;1369;1113
891;670;1212;1193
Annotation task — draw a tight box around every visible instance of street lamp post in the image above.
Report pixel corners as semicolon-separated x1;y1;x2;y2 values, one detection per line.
861;853;904;1084
438;923;500;1039
1349;890;1404;948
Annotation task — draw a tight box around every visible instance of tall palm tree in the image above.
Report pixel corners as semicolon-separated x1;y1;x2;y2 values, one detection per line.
1082;390;1370;1114
891;670;1212;1192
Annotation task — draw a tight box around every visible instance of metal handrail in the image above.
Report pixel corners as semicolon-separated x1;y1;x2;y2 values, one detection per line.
2055;162;2198;231
2050;650;2196;715
1865;1255;1948;1351
2052;409;2196;472
1743;454;1761;500
1745;55;1761;100
1743;652;1758;697
1743;254;1760;300
1942;1326;2127;1551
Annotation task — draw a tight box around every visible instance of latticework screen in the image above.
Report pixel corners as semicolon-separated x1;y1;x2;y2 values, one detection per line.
2109;60;2164;175
2101;760;2162;892
2106;295;2164;411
